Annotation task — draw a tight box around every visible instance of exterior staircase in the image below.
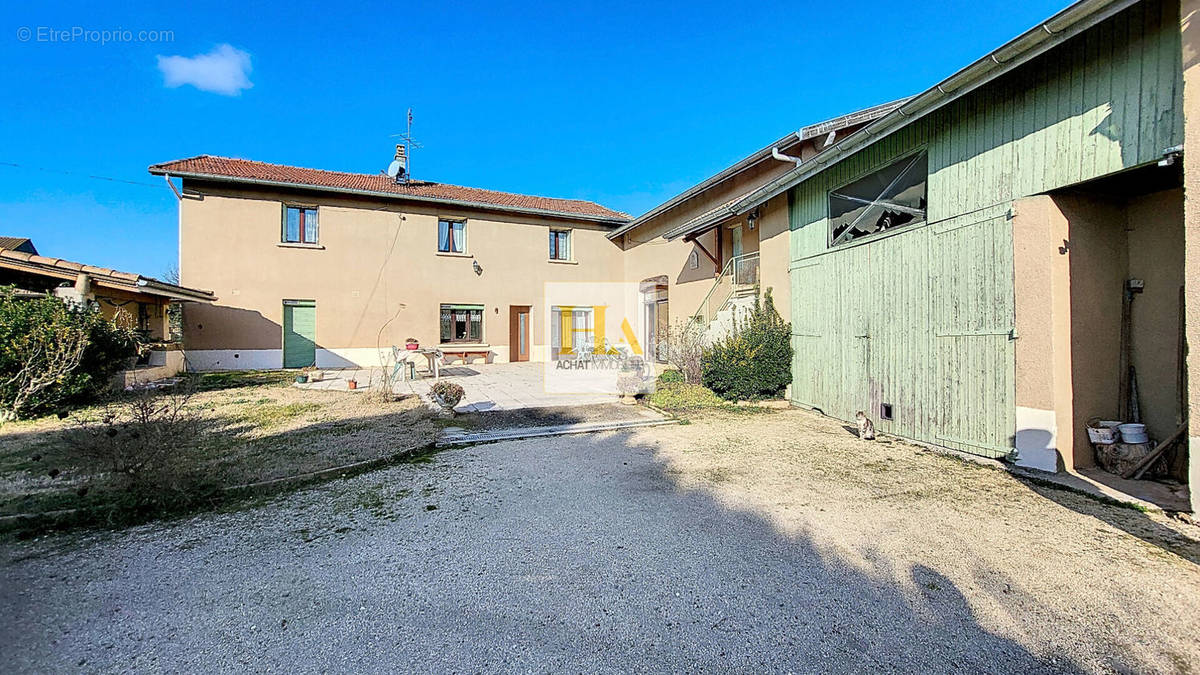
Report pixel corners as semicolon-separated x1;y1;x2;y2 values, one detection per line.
692;252;760;344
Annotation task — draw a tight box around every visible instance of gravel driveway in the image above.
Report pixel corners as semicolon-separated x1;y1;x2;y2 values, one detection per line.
2;408;1198;672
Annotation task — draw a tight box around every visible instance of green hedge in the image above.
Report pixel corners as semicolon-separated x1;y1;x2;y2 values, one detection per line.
701;288;793;401
0;288;139;418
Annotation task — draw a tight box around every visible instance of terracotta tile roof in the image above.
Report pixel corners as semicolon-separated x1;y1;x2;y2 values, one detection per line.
149;155;630;222
0;237;37;254
0;247;215;302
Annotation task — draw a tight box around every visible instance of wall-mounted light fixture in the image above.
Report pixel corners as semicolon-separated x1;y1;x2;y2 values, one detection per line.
473;260;483;276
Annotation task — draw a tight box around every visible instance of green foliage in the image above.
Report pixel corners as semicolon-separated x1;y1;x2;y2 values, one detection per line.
648;381;777;416
701;288;793;401
0;288;139;418
656;369;685;385
648;381;726;410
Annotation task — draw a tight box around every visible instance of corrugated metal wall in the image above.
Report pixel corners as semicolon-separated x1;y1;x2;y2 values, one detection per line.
788;0;1182;457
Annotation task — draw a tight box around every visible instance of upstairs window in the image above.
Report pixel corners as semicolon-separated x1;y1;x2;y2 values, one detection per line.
549;229;572;261
829;152;927;247
284;206;319;244
440;303;483;342
438;219;466;253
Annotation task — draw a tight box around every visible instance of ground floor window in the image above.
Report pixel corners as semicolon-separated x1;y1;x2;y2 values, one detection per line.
440;304;483;342
550;305;593;358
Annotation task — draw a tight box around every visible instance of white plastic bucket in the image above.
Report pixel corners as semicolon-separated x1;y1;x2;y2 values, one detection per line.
1119;423;1148;444
1086;420;1121;444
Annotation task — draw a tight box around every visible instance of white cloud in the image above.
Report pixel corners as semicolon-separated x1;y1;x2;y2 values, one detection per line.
157;44;252;96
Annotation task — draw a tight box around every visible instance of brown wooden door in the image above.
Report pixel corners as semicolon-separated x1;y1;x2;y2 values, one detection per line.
509;306;530;362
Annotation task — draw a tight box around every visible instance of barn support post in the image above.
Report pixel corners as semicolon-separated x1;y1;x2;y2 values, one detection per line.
1180;0;1200;512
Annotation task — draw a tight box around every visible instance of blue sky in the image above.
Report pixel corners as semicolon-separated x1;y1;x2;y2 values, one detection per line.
1;0;1069;278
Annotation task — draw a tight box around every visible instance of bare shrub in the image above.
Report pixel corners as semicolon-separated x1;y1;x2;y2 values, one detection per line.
662;319;705;384
67;386;208;497
1;323;88;423
366;350;405;403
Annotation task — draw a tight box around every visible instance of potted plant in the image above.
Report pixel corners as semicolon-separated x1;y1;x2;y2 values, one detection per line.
405;337;420;351
347;378;358;390
430;381;464;417
296;365;316;384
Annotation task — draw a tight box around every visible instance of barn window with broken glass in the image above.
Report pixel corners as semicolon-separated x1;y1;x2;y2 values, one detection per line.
828;152;927;246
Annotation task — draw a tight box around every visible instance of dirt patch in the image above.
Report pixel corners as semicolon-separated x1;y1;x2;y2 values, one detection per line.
0;371;438;523
633;407;1200;672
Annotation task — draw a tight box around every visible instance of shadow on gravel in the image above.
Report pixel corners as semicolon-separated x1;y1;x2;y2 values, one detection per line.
451;403;660;432
1;426;1089;672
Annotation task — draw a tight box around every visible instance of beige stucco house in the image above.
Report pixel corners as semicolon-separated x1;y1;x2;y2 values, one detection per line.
150;156;630;370
151;104;900;373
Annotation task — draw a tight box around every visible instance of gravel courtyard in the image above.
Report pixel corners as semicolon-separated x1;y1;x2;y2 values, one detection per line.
2;407;1198;672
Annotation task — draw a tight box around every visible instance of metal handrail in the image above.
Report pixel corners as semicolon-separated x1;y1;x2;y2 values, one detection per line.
692;252;760;326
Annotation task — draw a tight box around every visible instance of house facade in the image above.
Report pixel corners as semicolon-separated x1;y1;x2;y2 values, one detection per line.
150;156;628;370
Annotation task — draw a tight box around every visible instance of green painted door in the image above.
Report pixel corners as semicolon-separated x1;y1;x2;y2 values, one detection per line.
283;301;317;368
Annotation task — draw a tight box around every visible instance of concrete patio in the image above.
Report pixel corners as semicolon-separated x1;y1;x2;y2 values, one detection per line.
297;362;619;413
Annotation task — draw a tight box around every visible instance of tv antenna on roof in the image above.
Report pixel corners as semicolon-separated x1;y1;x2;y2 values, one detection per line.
387;108;422;183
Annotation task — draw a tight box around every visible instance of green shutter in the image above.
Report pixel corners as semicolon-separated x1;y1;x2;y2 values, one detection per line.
283;301;317;368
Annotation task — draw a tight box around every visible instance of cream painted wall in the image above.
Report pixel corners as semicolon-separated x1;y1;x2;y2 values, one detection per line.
1127;189;1186;463
617;138;816;330
179;184;625;364
1013;188;1186;474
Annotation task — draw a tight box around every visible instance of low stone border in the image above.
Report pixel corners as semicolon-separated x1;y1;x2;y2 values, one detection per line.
0;441;437;534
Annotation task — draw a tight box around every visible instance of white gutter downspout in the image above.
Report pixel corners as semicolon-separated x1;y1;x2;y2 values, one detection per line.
163;173;183;201
771;147;803;167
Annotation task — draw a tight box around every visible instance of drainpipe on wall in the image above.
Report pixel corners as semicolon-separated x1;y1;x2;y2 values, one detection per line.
771;147;803;167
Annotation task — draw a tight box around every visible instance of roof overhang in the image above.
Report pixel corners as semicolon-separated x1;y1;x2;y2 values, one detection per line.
153;169;631;226
0;253;216;303
663;200;742;242
607;98;911;241
728;0;1136;216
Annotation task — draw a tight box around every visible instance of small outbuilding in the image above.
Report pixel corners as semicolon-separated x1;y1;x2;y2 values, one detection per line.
0;238;215;383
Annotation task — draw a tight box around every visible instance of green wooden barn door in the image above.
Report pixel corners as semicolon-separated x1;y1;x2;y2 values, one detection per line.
283;300;317;368
866;228;932;442
790;259;825;409
832;245;873;422
930;212;1016;458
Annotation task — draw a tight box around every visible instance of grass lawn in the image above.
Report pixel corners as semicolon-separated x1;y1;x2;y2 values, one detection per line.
0;370;436;530
646;381;782;417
